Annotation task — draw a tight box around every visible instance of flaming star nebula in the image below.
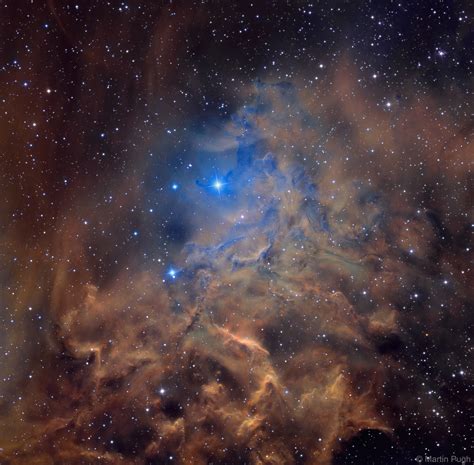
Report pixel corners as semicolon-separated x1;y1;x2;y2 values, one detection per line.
0;1;472;465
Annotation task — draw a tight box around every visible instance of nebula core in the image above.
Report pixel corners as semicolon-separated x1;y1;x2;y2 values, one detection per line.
0;1;472;464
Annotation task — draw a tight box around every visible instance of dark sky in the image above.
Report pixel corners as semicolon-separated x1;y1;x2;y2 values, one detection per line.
0;1;472;464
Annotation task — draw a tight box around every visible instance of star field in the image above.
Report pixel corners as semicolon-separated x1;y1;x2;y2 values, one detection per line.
0;1;472;465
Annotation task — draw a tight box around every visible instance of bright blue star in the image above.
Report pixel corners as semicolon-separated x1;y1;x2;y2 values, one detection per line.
212;178;225;193
172;183;178;190
167;268;177;279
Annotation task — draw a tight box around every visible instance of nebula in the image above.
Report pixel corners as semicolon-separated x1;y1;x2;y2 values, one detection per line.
0;1;472;464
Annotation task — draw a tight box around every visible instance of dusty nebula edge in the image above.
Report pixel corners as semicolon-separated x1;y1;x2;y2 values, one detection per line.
0;2;472;465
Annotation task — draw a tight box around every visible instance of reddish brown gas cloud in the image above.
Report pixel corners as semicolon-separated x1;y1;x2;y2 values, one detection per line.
0;3;472;465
